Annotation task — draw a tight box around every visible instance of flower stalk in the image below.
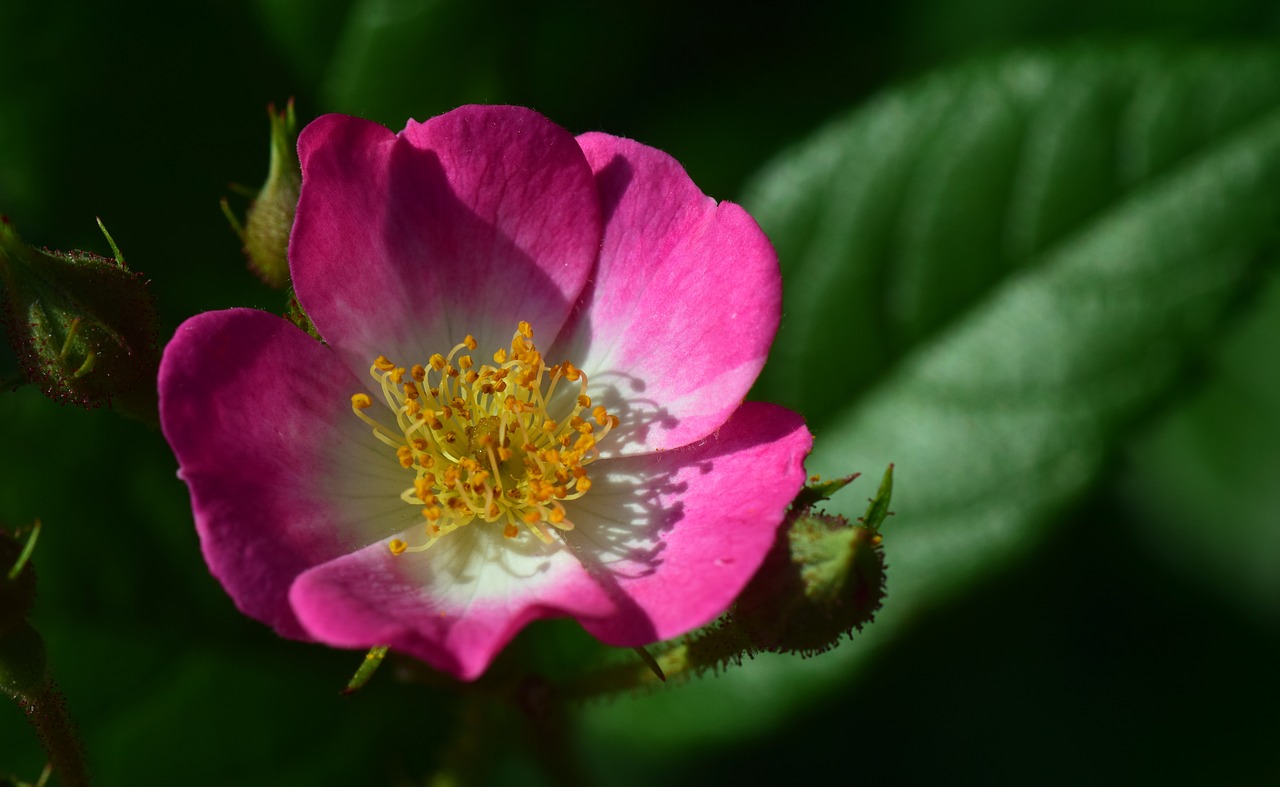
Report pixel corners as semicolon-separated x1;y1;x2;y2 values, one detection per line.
1;525;90;787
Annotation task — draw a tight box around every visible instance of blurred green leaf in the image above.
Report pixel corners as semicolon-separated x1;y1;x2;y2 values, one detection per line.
1126;267;1280;624
581;43;1280;753
320;0;508;124
250;0;356;91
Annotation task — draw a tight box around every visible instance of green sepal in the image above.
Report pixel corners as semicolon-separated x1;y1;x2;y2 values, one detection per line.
631;646;666;682
341;645;389;695
790;472;860;512
859;463;894;531
286;289;321;340
0;523;39;638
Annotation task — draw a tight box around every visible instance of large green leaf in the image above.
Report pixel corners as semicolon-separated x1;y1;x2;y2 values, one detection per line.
579;44;1280;756
1126;266;1280;624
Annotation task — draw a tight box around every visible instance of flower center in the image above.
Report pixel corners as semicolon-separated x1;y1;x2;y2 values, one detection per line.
350;321;618;555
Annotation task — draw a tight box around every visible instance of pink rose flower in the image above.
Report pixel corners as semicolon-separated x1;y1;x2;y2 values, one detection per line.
159;106;811;680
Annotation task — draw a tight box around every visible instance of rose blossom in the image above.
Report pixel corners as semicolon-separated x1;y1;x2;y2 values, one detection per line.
159;105;811;680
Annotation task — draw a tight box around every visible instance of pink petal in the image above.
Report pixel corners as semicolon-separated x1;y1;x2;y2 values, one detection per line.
551;133;782;456
291;106;602;375
287;402;811;680
159;309;419;639
568;401;812;644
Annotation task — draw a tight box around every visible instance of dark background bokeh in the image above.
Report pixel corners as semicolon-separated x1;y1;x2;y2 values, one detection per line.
3;1;1280;784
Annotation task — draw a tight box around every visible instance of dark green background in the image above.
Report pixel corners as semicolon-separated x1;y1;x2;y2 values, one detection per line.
3;1;1280;784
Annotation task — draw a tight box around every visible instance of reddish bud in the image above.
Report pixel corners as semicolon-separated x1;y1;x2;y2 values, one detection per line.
0;216;158;408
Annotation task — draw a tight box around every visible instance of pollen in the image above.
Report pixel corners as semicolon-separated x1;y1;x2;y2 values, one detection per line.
350;322;619;555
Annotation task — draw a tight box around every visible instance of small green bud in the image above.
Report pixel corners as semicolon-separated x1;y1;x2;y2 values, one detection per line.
0;216;158;408
0;525;38;638
224;100;300;289
732;465;893;656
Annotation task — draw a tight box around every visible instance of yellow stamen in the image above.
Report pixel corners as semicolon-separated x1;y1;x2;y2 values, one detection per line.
350;321;614;555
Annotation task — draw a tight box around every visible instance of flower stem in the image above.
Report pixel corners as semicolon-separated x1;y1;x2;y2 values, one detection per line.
2;624;90;787
560;620;758;701
17;681;91;787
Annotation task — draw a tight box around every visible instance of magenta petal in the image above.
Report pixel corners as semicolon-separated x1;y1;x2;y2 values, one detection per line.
288;532;610;680
159;309;417;639
291;107;602;373
287;402;810;679
554;133;782;456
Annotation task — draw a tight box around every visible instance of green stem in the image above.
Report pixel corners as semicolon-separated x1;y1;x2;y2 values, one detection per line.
18;681;90;787
2;625;90;787
560;620;758;701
